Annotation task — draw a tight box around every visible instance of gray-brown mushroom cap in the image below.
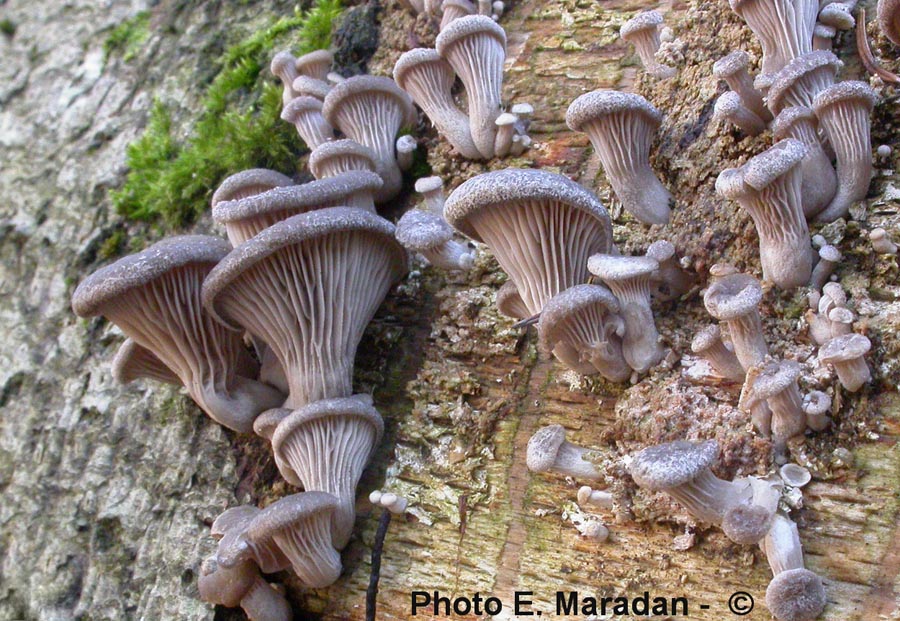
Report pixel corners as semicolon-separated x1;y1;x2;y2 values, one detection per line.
537;283;620;353
396;209;454;250
771;106;817;138
743;359;802;407
322;75;417;128
444;168;611;246
619;9;664;38
565;90;662;133
629;440;719;490
308;139;378;178
211;169;295;207
525;424;567;472
248;491;338;538
818;333;871;362
294;49;333;80
72;236;231;317
741;138;808;192
767;51;842;113
435;12;507;54
587;254;658;283
712;50;750;78
765;568;827;621
202;208;403;330
111;338;180;385
812;79;878;112
280;95;328;122
722;502;776;545
691;324;724;353
703;273;763;321
272;395;385;451
292;75;332;100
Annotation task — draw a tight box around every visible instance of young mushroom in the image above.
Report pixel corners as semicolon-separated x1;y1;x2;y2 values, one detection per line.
212;171;384;245
211;169;295;208
721;475;783;544
714;91;767;136
761;513;827;621
271;396;384;549
71;236;285;433
691;324;745;381
395;209;475;271
414;176;446;215
294;49;333;82
566;90;672;225
270;51;299;105
587;254;664;373
577;485;614;509
537;284;630;382
870;228;898;254
818;333;872;392
827;306;854;337
766;51;842;115
812;81;878;222
703;272;768;371
715;139;813;289
322;75;417;202
771;107;837;219
111;338;180;386
740;359;808;453
802;390;832;430
629;440;751;526
280;96;335;149
202;207;408;409
443;168;613;316
308;139;378;180
728;0;818;80
526;424;601;480
712;51;772;121
809;245;841;290
435;16;507;159
646;239;693;300
619;11;676;79
395;135;418;171
292;75;331;101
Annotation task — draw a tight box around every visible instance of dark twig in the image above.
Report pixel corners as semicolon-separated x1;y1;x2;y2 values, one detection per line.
366;508;393;621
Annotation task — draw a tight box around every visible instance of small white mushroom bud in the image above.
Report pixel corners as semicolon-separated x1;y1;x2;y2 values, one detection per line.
870;228;898;254
414;176;445;215
761;513;827;621
396;209;474;271
492;0;505;18
577;485;615;509
821;281;847;309
493;112;518;158
379;492;409;514
691;324;745;381
827;306;854;337
620;11;676;79
526;424;601;480
714;91;767;136
803;390;832;431
876;144;893;158
369;490;384;505
809;245;841;290
577;520;610;540
819;333;872;392
396;135;418;171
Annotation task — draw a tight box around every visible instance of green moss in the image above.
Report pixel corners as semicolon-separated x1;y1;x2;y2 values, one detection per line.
111;0;343;229
104;11;151;62
0;18;16;38
98;229;126;259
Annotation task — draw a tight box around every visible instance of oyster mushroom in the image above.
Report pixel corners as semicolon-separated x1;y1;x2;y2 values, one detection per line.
812;81;878;222
712;50;772;121
629;440;751;525
308;139;378;180
443;168;613;316
577;485;614;509
493;112;518;157
818;333;872;392
294;49;333;82
721;475;783;544
691;324;745;381
771;107;837;219
395;209;475;271
202;208;408;409
71;236;284;433
819;2;855;30
587;254;664;373
740;359;807;452
761;513;827;621
322;75;417;202
219;492;342;588
870;228;898;254
292;75;331;101
281;96;335;149
646;239;692;300
703;272;768;371
620;11;676;79
766;51;842;115
526;424;601;480
212;171;384;245
393;48;482;160
414;176;446;215
435;16;507;159
396;135;418;171
111;338;180;386
729;0;819;79
537;284;630;382
272;396;384;549
566;90;671;224
270;51;299;105
211;169;295;208
440;0;476;31
802;390;832;430
714;91;767;136
715;139;813;289
809;245;841;290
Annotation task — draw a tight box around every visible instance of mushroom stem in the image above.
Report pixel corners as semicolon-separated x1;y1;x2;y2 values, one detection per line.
692;325;746;381
239;575;292;621
713;51;773;121
761;512;804;574
493;112;518;157
714;91;767;136
396;135;417;171
809;245;841;290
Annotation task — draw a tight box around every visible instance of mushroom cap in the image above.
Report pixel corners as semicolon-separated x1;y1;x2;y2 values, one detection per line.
814;22;837;38
646;239;676;263
537;283;620;352
765;568;827;621
270;51;296;77
295;49;333;73
414;176;444;194
495;112;517;127
496;280;529;319
72;236;231;317
771;107;818;141
743;359;801;406
280;95;326;124
818;244;842;263
292;75;332;100
703;273;763;321
252;407;292;441
713;91;746;118
818;333;871;363
819;2;855;29
779;463;812;487
322;75;417;129
511;102;534;116
691;324;723;354
629;439;719;490
202;207;404;330
827;306;853;324
620;10;664;39
211;505;261;538
246;491;339;542
396;134;417;152
565;90;662;134
812;80;878;114
767;51;842;111
211;169;295;207
198;556;258;608
308;139;378;177
742;139;807;192
443;168;611;245
712;50;750;79
526;424;567;472
393;48;447;89
722;502;775;544
272;395;385;454
821;282;846;306
396;209;454;250
587;254;659;283
803;390;831;416
435;14;507;57
212;171;383;224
